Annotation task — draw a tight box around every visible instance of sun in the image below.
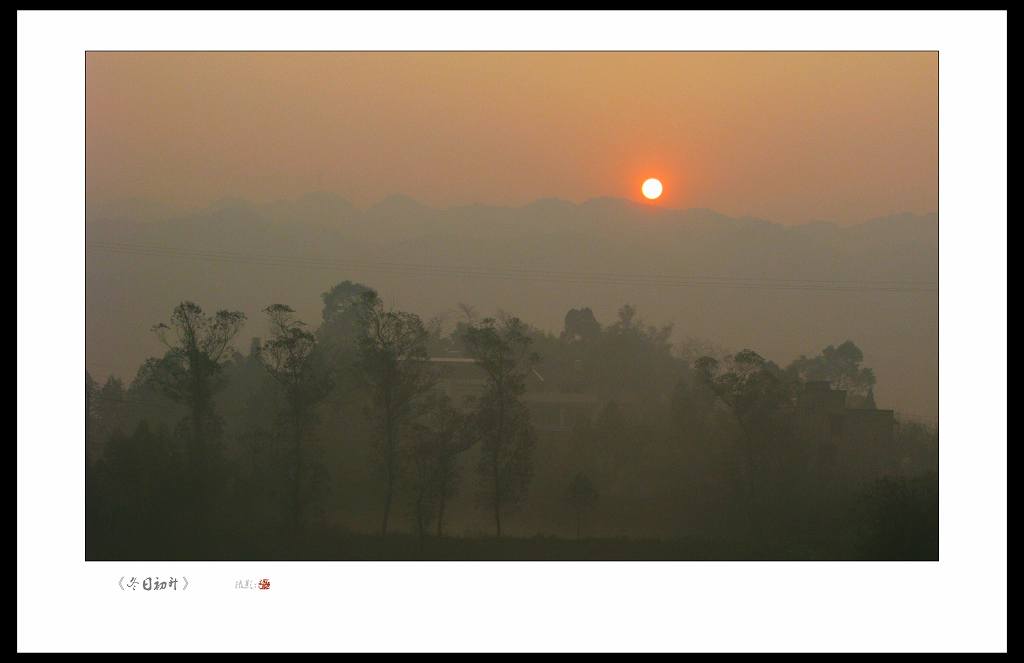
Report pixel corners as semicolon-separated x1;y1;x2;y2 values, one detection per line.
642;178;663;200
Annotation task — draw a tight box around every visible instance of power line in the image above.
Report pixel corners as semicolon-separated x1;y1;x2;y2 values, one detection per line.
87;241;939;293
88;240;939;289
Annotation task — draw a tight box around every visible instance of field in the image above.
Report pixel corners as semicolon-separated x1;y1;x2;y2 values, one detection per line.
87;524;936;562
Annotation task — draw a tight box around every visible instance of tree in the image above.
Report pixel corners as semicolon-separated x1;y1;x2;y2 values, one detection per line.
257;304;333;531
148;302;246;510
94;375;129;444
318;280;374;349
86;371;97;466
595;303;678;404
575;400;627;485
785;341;876;402
354;290;435;537
566;472;599;540
561;307;601;343
418;393;474;537
433;302;480;357
403;393;472;551
894;415;939;476
694;349;797;535
669;375;719;475
457;302;479;326
462;316;540;538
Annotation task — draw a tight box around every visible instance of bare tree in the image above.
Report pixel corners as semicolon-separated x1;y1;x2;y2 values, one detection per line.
457;302;479;326
425;309;451;339
354;291;436;538
432;400;475;538
677;335;726;366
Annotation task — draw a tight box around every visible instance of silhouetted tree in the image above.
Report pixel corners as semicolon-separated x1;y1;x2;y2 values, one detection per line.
147;302;246;513
598;304;678;404
403;395;470;552
318;280;374;350
124;358;185;435
566;472;599;540
457;302;479;326
432;302;481;357
422;310;455;357
233;423;279;526
561;307;602;343
694;349;796;535
785;341;876;403
86;419;188;558
257;304;333;531
463;316;539;538
402;392;474;542
669;375;721;496
894;415;939;476
86;371;97;466
94;375;129;444
405;428;438;549
677;336;726;367
354;290;435;537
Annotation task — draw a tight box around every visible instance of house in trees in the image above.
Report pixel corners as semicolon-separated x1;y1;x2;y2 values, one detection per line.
430;355;599;432
524;391;602;432
785;380;898;484
430;356;487;406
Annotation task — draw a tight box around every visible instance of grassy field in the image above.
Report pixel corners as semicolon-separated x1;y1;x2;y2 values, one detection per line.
88;523;916;561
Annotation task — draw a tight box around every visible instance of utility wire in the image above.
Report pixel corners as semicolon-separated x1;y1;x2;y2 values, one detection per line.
87;241;939;293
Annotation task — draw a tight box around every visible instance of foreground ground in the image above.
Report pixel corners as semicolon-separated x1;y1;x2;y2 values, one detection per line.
87;524;937;561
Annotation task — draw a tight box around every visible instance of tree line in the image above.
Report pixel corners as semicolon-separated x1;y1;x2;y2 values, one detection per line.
85;280;938;559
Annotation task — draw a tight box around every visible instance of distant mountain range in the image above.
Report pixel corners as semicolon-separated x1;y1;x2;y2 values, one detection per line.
86;193;938;419
87;192;937;280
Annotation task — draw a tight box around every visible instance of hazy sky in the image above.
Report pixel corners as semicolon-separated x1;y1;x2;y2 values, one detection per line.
87;51;937;226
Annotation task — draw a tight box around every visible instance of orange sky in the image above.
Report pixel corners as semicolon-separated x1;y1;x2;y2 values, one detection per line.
86;52;937;225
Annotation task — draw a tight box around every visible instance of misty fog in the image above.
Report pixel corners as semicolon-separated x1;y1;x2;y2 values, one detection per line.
85;192;938;560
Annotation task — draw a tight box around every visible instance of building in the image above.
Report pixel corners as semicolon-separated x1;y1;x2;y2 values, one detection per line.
429;356;599;432
430;357;487;408
785;380;898;484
